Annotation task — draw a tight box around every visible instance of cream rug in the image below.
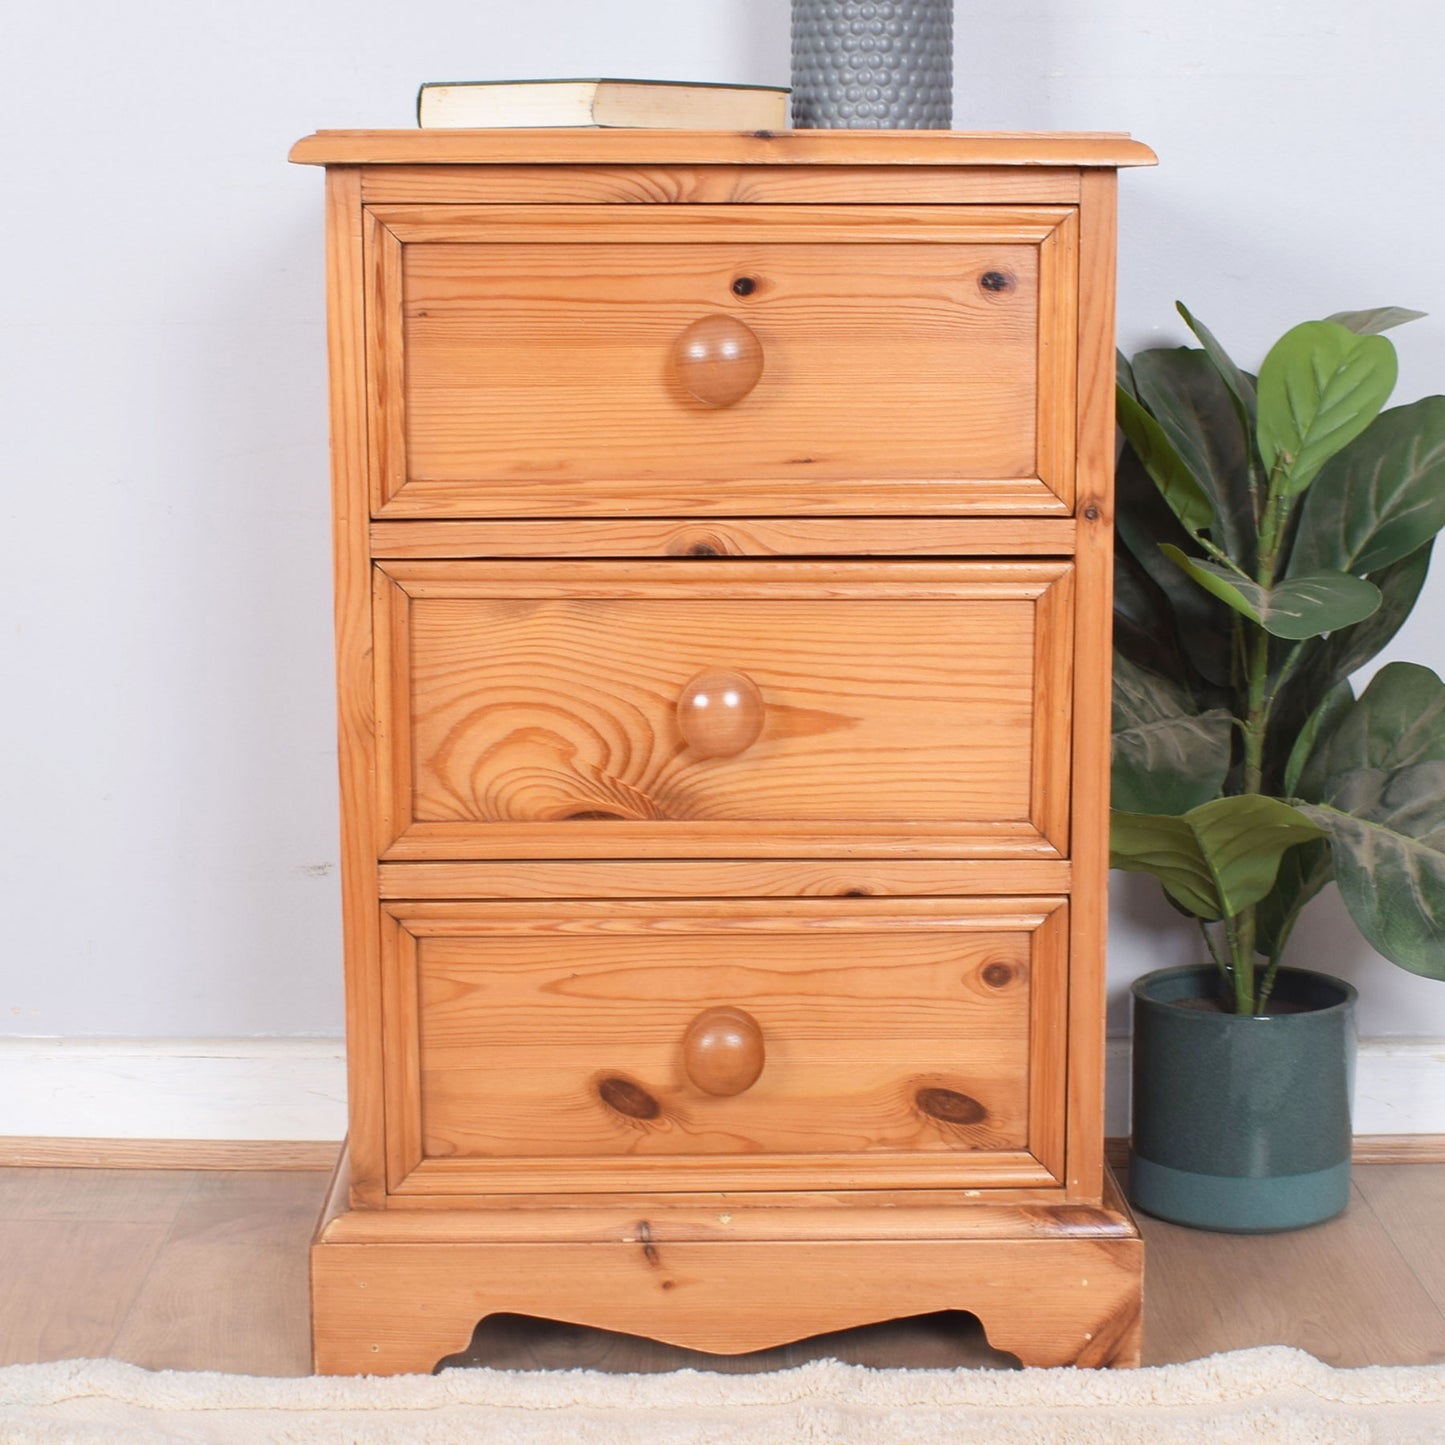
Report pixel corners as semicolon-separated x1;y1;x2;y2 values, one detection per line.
2;1348;1443;1444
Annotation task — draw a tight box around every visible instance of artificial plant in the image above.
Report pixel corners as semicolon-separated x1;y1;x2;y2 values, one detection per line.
1111;305;1445;1014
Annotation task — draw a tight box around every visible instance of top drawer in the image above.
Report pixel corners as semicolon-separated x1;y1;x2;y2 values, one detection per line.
363;205;1079;519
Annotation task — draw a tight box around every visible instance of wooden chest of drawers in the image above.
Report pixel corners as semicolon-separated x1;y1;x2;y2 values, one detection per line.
291;129;1154;1374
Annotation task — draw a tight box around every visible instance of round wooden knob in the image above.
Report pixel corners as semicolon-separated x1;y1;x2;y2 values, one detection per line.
677;668;764;758
683;1007;765;1096
673;316;764;407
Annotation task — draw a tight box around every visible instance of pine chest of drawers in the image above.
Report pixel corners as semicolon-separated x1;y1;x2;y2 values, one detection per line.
291;128;1155;1374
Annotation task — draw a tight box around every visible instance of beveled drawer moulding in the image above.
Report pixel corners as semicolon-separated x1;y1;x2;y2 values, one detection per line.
372;560;1075;859
291;128;1155;1375
364;203;1079;517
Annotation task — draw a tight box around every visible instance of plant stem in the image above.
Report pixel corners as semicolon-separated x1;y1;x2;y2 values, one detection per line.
1194;532;1253;577
1258;894;1307;1014
1232;617;1272;1011
1222;910;1251;1014
1233;461;1296;1014
1257;958;1281;1015
1199;919;1232;995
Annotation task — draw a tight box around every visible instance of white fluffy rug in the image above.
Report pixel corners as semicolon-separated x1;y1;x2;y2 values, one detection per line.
2;1348;1443;1444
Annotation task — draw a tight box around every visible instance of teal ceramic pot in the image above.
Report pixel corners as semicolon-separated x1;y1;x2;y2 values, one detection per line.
1129;965;1357;1233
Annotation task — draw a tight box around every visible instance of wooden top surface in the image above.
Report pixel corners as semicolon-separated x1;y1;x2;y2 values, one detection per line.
289;129;1156;169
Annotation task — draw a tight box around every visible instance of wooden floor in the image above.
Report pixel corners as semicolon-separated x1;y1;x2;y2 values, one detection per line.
3;1164;1444;1375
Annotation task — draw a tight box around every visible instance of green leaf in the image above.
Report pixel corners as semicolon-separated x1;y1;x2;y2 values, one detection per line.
1269;551;1434;789
1112;655;1233;815
1132;346;1257;566
1162;545;1381;639
1117;349;1137;400
1254;839;1333;963
1257;321;1398;495
1325;306;1427;336
1160;546;1261;622
1113;546;1193;688
1293;664;1445;978
1115;447;1236;690
1250;573;1382;639
1289;398;1445;578
1298;662;1445;794
1188;796;1327;919
1116;385;1215;535
1111;795;1325;921
1315;542;1434;683
1110;811;1222;918
1301;781;1445;979
1176;301;1259;438
1283;681;1354;798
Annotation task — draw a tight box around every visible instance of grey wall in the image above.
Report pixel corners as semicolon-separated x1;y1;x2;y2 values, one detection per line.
2;0;1441;1039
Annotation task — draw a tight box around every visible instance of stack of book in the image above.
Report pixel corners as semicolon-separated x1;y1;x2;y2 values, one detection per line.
416;77;790;131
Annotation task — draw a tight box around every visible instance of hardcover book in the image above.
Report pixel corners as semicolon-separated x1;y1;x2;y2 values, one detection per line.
416;77;789;131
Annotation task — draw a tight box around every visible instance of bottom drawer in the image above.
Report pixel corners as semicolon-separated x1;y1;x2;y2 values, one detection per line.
381;897;1069;1196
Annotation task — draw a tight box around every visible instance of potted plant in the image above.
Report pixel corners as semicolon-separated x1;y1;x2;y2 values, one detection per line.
1111;303;1445;1231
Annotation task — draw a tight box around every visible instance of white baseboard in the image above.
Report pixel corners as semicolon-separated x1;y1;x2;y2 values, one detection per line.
1;1035;1440;1142
0;1037;346;1141
1104;1037;1445;1137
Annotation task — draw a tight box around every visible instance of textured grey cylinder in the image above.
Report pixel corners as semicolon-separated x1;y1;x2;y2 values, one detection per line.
791;0;953;129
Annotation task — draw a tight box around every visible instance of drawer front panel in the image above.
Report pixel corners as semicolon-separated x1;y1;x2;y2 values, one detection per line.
365;205;1078;517
381;898;1068;1195
375;562;1073;859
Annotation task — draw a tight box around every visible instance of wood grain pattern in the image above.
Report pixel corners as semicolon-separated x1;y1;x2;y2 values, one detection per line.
358;163;1086;206
364;211;407;519
289;129;1158;169
1026;902;1071;1183
1111;1136;1445;1170
366;205;1076;518
1137;1180;1445;1367
20;1162;1445;1376
372;203;1073;245
1032;563;1076;852
379;911;422;1197
297;135;1149;1369
0;1138;337;1171
324;167;387;1208
319;1188;1138;1244
414;924;1038;1158
1353;1164;1445;1317
0;1167;196;1221
0;1220;171;1365
374;561;1072;859
1353;1134;1445;1164
376;478;1067;522
1034;205;1079;510
1062;169;1119;1205
377;859;1074;899
382;827;1063;862
368;517;1079;558
110;1172;317;1377
311;1230;1142;1373
380;899;1067;1196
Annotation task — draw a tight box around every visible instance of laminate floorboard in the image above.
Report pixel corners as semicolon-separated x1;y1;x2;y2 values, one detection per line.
1136;1179;1445;1366
3;1163;1444;1376
1353;1163;1445;1319
109;1172;318;1377
0;1220;173;1366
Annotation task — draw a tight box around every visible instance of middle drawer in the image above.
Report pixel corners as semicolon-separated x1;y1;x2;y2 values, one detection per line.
373;561;1074;860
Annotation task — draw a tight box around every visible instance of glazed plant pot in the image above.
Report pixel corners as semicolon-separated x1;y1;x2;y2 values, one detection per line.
1129;964;1357;1233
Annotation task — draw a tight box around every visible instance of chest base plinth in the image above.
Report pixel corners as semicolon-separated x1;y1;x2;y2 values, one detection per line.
311;1147;1143;1374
